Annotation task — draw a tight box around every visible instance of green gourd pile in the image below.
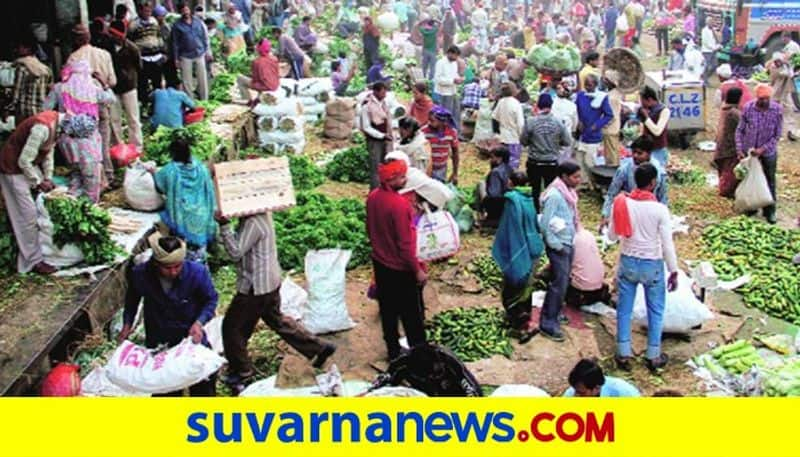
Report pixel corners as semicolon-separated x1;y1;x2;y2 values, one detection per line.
426;307;513;362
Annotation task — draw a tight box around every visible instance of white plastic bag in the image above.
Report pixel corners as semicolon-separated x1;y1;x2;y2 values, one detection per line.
252;99;303;117
0;62;15;87
258;129;305;145
36;194;84;267
203;316;224;354
303;249;356;334
81;366;148;397
280;277;308;321
297;78;333;97
734;154;774;213
105;339;225;394
632;268;714;334
123;161;164;211
489;384;550;397
365;386;428;397
416;209;460;261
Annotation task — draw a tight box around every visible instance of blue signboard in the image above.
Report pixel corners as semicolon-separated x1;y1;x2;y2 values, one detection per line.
667;91;703;120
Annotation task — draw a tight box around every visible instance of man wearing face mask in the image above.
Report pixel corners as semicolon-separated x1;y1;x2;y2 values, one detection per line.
736;83;783;224
118;232;219;396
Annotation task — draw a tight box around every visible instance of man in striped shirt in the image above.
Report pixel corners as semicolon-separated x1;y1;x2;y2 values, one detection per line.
216;211;336;393
422;107;460;184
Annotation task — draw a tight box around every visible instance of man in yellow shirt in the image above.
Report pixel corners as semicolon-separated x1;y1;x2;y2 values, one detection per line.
578;52;601;91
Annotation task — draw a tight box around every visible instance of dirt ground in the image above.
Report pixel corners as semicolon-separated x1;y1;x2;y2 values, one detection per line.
3;32;800;396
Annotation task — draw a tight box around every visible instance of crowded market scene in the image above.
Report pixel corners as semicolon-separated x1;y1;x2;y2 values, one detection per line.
1;0;800;399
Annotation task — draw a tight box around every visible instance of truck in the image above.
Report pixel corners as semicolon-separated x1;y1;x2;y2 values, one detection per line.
696;0;800;56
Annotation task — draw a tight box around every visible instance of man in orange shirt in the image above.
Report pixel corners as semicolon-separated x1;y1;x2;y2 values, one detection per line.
408;82;434;127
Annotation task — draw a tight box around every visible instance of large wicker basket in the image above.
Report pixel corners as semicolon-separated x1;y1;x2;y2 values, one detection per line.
602;48;645;94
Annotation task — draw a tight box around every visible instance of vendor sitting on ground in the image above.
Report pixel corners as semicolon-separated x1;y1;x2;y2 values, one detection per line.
601;136;668;229
236;39;280;105
150;78;196;129
293;16;317;53
563;359;641;397
478;146;513;228
119;232;219;396
152;136;217;262
331;60;356;97
566;229;611;308
492;171;544;343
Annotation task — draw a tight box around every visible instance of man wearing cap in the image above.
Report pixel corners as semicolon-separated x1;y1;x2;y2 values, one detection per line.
601;70;623;167
735;84;783;224
68;24;117;185
714;64;753;109
236;39;279;104
521;93;572;211
108;21;143;150
0;110;61;275
214;210;336;393
119;232;219;396
366;158;428;360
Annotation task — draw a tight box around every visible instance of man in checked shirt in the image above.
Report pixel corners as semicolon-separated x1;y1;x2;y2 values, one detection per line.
215;211;336;394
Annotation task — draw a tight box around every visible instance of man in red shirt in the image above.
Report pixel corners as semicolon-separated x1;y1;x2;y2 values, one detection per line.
422;106;460;184
366;158;428;360
237;39;280;104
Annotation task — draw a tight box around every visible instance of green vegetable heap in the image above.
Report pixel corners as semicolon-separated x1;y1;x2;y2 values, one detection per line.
526;41;582;74
470;255;503;291
763;359;800;396
226;49;255;76
325;135;370;184
144;121;222;166
0;212;18;271
273;192;369;271
702;217;800;324
289;155;325;191
45;196;123;265
426;307;513;362
709;340;763;375
209;72;236;104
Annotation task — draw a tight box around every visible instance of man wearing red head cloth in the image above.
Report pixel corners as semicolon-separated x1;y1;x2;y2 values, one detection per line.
236;39;280;104
366;158;428;361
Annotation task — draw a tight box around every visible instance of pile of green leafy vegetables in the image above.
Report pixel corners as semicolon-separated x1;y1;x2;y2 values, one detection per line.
45;196;123;265
209;71;236;103
143;121;221;166
325;134;370;183
226;49;254;76
289;155;325;191
0;212;18;271
273;191;369;271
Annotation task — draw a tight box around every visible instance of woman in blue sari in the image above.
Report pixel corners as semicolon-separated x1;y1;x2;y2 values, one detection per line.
154;136;217;261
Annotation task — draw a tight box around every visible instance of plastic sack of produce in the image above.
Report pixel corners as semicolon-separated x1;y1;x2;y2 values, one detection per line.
258;129;305;145
324;117;354;139
40;362;81;396
257;115;278;131
280;276;308;321
36;193;84;268
416;209;460;261
303;114;321;124
364;386;428;397
632;268;713;333
376;12;400;33
297;78;334;97
489;384;550;397
81;366;149;397
105;339;225;394
278;116;305;132
303;249;356;334
252;99;304;117
734;153;774;213
302;103;326;115
203;316;224;354
123;161;164;212
259;89;285;106
280;139;307;155
278;78;298;95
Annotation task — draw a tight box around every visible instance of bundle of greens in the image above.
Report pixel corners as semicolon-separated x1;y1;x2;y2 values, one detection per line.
273;192;369;271
526;41;582;74
751;70;769;83
45;196;123;265
195;99;221;113
209;71;236;103
143;122;221;165
226;49;254;76
325;135;370;183
0;212;17;271
426;307;513;362
702;217;800;324
289;155;325;191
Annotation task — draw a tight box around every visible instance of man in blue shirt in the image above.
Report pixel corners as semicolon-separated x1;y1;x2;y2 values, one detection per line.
119;232;219;396
150;79;196;129
603;0;619;50
367;57;392;86
563;359;641;397
601;136;669;227
171;2;209;100
575;74;613;190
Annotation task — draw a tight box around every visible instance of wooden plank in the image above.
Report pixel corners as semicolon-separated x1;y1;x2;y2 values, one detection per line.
213;157;296;218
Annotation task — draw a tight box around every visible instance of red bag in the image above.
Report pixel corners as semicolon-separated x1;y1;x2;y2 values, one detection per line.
40;363;81;396
110;143;141;167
